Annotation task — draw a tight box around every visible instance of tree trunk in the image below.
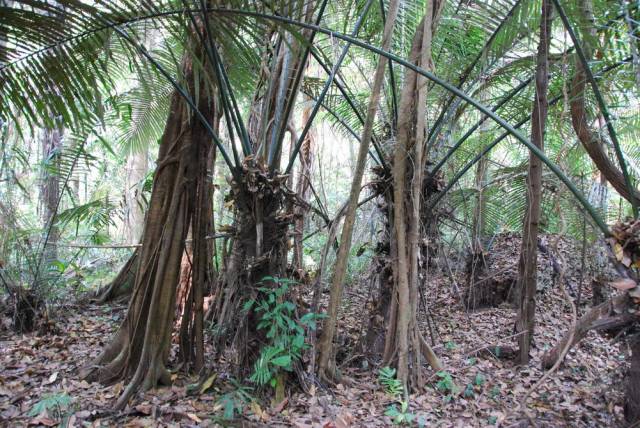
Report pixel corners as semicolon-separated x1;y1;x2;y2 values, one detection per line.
177;136;216;372
209;165;290;372
40;126;63;267
82;59;216;408
515;0;552;365
123;150;148;243
385;1;444;388
208;21;308;374
292;90;316;273
317;0;400;383
625;335;640;424
466;154;489;308
94;249;139;303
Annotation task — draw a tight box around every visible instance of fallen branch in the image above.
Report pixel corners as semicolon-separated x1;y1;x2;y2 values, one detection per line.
541;293;636;369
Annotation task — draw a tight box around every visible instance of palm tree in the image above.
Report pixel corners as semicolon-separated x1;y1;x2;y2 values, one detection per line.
2;0;636;409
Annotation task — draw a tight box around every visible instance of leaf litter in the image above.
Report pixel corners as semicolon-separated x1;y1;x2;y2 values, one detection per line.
0;235;630;427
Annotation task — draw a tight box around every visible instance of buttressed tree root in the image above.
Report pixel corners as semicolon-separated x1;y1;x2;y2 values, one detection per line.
81;61;216;408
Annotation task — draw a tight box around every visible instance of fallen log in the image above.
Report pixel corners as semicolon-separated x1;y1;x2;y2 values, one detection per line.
541;293;637;369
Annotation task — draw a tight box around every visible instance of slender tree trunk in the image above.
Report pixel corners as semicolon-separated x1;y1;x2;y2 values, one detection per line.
515;0;552;365
97;149;148;301
317;0;400;383
471;156;488;255
40;126;62;267
387;1;444;387
625;335;640;424
389;17;423;386
124;150;148;243
467;154;489;301
292;90;316;272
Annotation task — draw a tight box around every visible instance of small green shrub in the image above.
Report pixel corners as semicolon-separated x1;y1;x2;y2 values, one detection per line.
244;277;323;391
28;392;72;418
378;366;404;397
385;400;415;426
216;380;254;420
435;371;455;393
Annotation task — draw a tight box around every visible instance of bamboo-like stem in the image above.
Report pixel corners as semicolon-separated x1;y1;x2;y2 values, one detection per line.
108;21;237;174
285;0;374;174
4;5;612;234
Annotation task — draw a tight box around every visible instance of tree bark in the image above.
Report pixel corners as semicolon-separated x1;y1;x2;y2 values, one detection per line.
208;24;306;374
94;249;139;303
515;0;552;365
209;166;290;371
625;334;640;424
386;1;444;388
292;89;316;273
317;0;400;383
82;57;216;408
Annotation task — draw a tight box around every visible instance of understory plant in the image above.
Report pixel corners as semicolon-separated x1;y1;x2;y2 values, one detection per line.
216;379;254;421
379;367;419;426
244;277;323;402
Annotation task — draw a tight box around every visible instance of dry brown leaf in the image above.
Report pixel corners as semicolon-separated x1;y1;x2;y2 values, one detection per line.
29;415;58;426
43;371;58;385
134;403;152;415
608;279;637;290
273;397;289;413
334;411;354;428
186;413;202;423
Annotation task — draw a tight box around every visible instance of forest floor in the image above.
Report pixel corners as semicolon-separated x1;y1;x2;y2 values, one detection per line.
0;238;629;427
0;287;627;427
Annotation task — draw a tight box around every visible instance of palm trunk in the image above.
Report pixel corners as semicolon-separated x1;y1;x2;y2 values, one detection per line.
292;91;316;272
515;0;552;365
210;167;290;370
209;26;305;373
